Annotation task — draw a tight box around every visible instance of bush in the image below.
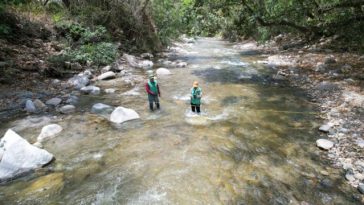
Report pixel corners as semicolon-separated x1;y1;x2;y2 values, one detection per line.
55;22;109;44
50;42;118;66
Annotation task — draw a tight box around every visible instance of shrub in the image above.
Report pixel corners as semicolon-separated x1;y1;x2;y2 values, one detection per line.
55;22;109;44
49;42;118;66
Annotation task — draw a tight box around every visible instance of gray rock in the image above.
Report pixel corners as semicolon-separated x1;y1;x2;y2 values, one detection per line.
324;56;336;64
80;86;100;95
156;68;172;76
68;75;90;89
37;124;63;142
46;98;62;106
358;183;364;194
316;139;334;150
59;105;76;114
315;62;327;72
66;95;79;105
17;91;33;99
319;124;331;132
339;127;349;133
316;82;338;92
340;64;352;74
345;172;355;182
176;62;187;68
105;88;116;94
320;178;333;188
97;71;116;80
33;99;47;111
123;54;153;69
25;100;37;113
138;60;153;69
51;79;61;85
140;53;154;59
82;70;93;79
101;65;111;73
109;107;140;124
0;129;53;183
91;103;114;115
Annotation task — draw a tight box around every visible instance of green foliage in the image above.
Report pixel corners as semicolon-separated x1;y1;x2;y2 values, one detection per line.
50;42;118;66
51;21;117;67
0;24;11;36
46;1;64;14
55;22;109;44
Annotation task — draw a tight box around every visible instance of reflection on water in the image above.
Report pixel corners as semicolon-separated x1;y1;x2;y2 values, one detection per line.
0;38;358;204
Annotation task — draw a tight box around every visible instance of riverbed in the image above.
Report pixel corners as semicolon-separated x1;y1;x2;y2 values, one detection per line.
0;38;358;204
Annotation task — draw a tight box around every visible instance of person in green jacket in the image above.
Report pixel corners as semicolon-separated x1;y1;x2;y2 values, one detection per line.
190;81;202;113
145;73;161;111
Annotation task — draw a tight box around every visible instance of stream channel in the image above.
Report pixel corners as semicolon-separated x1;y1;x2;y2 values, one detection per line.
0;38;358;204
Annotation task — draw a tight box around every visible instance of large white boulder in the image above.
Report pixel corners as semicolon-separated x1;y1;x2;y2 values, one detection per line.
110;107;140;124
0;129;54;182
156;68;172;76
97;71;116;80
316;139;334;150
37;124;63;142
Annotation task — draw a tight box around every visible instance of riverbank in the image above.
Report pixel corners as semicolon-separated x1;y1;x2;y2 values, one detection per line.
233;36;364;194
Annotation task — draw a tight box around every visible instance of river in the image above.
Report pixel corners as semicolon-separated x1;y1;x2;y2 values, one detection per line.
0;38;358;204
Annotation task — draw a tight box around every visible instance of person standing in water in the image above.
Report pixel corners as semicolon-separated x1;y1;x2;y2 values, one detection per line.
190;81;202;113
145;72;161;111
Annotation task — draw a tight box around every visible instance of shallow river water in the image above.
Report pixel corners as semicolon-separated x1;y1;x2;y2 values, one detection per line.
0;38;359;204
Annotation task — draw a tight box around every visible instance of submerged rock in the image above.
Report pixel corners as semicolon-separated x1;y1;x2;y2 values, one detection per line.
66;95;79;105
37;124;63;142
0;129;54;183
316;139;334;150
109;107;140;124
21;173;64;198
91;103;114;115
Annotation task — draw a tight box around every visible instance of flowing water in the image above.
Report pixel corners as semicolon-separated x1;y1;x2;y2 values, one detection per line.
0;38;358;204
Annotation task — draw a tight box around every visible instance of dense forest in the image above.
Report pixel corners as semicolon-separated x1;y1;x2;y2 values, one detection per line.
0;0;363;80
